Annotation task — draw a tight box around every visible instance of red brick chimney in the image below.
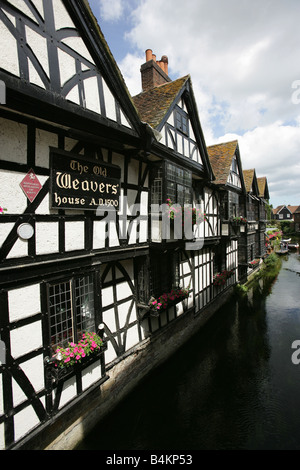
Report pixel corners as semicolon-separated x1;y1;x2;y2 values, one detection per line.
141;49;171;92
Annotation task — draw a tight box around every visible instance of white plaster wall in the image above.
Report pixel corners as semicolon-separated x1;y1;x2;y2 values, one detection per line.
128;220;137;245
102;81;116;122
35;222;59;255
112;153;124;179
0;15;19;77
8;284;41;322
35;129;58;168
57;377;77;409
84;76;101;115
117;299;132;329
108;221;119;247
105;340;117;364
12;355;44;407
25;25;49;79
93;220;106;250
124;321;140;351
81;360;102;391
0;171;29;214
10;321;43;359
61;37;94;64
14;404;41;442
101;286;114;310
116;281;132;302
58;48;76;87
120;109;131;129
30;0;44;19
139;220;148;243
53;0;76;30
0;118;27;164
6;236;28;260
65;221;85;251
102;307;116;335
127;159;139;185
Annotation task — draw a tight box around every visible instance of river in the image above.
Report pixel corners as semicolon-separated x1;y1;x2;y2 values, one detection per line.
77;250;300;451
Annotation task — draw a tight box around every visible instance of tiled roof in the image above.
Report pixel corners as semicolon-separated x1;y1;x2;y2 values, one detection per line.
273;205;300;214
206;140;238;185
273;205;284;214
287;205;300;214
257;176;269;199
243;169;256;193
132;76;190;129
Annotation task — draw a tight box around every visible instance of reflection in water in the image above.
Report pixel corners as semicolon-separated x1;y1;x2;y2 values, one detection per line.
77;253;300;450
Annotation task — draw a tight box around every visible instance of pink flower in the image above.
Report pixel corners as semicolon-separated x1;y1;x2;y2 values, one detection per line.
64;357;70;363
76;355;80;360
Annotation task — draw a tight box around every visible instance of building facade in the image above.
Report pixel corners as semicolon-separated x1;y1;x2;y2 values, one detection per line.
0;0;270;450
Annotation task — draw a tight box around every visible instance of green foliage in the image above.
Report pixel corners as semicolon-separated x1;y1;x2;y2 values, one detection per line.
234;283;248;296
264;253;278;267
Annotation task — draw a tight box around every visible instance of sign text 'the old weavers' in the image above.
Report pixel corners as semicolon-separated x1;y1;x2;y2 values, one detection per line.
50;151;121;211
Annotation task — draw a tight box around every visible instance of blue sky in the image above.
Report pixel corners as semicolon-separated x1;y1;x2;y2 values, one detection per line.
88;0;300;209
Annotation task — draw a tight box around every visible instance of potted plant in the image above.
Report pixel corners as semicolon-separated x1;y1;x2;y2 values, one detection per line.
149;286;190;315
232;216;247;224
52;331;104;369
213;269;235;286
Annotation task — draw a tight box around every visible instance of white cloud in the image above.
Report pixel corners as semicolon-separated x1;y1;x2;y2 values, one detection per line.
215;121;300;207
97;0;124;22
118;0;300;207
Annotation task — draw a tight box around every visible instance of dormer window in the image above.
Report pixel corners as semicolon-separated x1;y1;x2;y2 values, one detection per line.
175;109;188;136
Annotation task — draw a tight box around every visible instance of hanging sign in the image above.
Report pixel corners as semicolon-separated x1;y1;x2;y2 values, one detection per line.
20;169;42;203
50;151;121;211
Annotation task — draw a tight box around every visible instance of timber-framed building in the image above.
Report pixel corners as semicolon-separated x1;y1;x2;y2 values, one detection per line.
0;0;271;450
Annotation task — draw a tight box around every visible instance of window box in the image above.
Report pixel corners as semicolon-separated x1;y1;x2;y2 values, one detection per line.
248;259;260;268
213;269;234;286
137;287;190;318
232;216;247;225
45;334;107;382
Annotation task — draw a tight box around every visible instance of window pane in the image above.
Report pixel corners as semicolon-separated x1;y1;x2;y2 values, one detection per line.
167;163;176;181
74;274;95;338
166;181;176;201
177;184;184;206
49;281;73;349
184;188;192;204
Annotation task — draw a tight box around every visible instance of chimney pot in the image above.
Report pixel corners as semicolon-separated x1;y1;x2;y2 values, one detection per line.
145;49;152;62
141;50;171;91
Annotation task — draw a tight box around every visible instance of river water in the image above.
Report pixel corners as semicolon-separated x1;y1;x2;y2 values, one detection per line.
77;250;300;451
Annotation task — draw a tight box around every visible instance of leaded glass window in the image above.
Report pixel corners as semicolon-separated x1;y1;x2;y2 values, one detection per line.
48;274;96;350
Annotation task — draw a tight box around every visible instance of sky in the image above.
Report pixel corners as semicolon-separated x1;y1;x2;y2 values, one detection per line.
88;0;300;209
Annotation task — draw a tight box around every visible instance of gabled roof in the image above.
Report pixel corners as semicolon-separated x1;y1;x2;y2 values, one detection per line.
0;0;142;137
243;169;259;195
273;205;285;214
273;205;298;215
132;76;189;129
207;140;238;184
133;75;214;180
287;205;300;214
257;177;270;200
206;140;246;192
